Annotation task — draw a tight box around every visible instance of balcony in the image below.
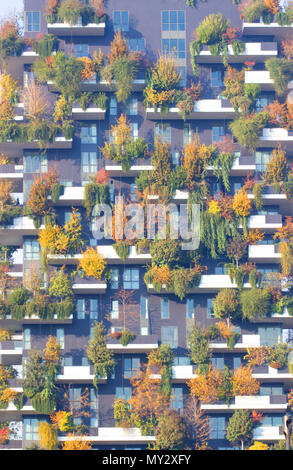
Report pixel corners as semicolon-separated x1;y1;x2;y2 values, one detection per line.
206;156;256;176
252;365;293;382
243;21;293;35
244;70;274;91
147;189;188;203
71;104;106;121
247;214;283;231
0;216;44;246
248;244;281;263
0;336;23;365
201;394;287;412
57;427;154;444
195;42;277;63
210;333;261;351
171;365;197;382
48;246;152;265
106;334;158;353
48;78;145;93
72;273;107;294
105;162;153;177
253;426;284;441
146;99;235;120
259;128;293;149
57;365;106;384
48;186;84;206
0;165;23;180
47;21;106;37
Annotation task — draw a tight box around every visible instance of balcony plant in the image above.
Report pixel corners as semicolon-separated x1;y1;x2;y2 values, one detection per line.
240;287;271;320
213;289;240;327
33;34;59;58
267;342;290;368
86;321;115;389
101;114;148;171
0;16;24;59
83;175;110;218
188;365;226;403
226;410;254;450
223;66;261;114
187;323;211;369
78;246;106;280
229;111;269;151
0;180;21;227
153;409;187;450
38;422;58;450
265;58;293;95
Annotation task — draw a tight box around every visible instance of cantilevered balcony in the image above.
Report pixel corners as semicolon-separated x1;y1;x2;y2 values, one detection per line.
171;365;197;382
57;365;107;384
252;365;293;382
0;335;23;366
105;161;153;177
71;104;106;120
0;165;23;180
210;333;261;351
259;128;293;149
195;42;278;63
253;426;284;441
72;273;107;294
247;214;283;231
248;244;281;263
48;78;146;93
47;21;106;37
0;217;44;246
48;246;152;265
244;70;275;91
146;99;235;120
106;334;159;353
57;427;154;445
201;394;287;412
147;189;188;203
243;21;293;35
206;156;256;176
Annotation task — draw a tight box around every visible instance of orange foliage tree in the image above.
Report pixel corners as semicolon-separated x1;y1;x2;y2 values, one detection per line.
62;436;92;450
78;246;106;280
231;366;260;396
43;336;62;364
188;366;225;404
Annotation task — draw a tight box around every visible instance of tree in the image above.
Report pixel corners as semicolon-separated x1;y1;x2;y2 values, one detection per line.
43;336;62;364
22;351;46;399
240;288;271;320
188;366;225;404
23;77;51;121
62;435;92;450
154;409;187;450
212;289;239;327
231;366;260;396
49;266;73;301
187;323;211;367
184;397;210;450
79;247;106;280
38;422;58;450
86;321;115;388
226;410;253;450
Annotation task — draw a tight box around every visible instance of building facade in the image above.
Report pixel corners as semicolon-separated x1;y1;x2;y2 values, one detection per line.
0;0;292;450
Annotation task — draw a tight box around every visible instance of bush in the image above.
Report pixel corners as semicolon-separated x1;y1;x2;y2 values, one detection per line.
240;288;271;320
229;112;268;151
119;330;135;346
213;289;240;324
187;323;211;366
33;34;59;58
8;287;30;305
265;58;293;95
196;14;230;45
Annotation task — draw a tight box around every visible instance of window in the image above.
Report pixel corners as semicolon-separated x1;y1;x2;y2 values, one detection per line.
174;356;190;366
56;328;65;349
140;296;148;335
209;416;226;439
162;39;186;59
126;97;138;116
24;65;37;88
260;384;283;396
255;151;272;172
124;357;140;378
186;299;194;319
110;180;115;202
81;125;97;144
77;299;85;320
255;94;273;112
116;387;131;401
24;154;48;173
130;183;137;202
177;66;187;87
172;151;180;166
211;69;224;87
233;356;241;369
24;418;41;440
63;356;73;366
123;268;139;289
111;269;119;289
162;11;185;31
161;326;178;348
161;299;169;319
113;11;129;32
25;12;40;32
131;122;138;141
258;326;281;347
262;415;283;427
207;298;214;318
232;182;242;195
90;299;98;319
109;97;117;116
183;123;192;146
155;123;171;143
81;152;97;175
74;44;89;58
24;239;40;260
171;387;183;411
212;126;225;144
23;328;31;349
127;38;146;52
111;300;119;319
211;356;224;369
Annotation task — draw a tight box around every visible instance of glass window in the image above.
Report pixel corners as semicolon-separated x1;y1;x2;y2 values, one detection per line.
56;328;65;349
162;11;185;31
127;38;146;52
24;239;40;260
183;124;192;146
207;298;214;318
113;11;129;32
124;357;140;378
77;299;85;320
111;269;119;289
131;122;138;141
74;44;89;58
155;123;171;143
262;415;283;426
171;387;183;411
23;328;31;349
186;299;194;319
24;154;47;173
116;387;131;401
111;300;119;319
260;384;283;396
255;94;273;112
25;12;40;32
255;151;272;172
123;268;139;289
233;356;242;369
209;416;226;439
81;152;97;175
126;98;138;116
211;69;224;87
90;299;98;319
81;125;97;144
24;418;41;440
212;126;225;144
258;326;281;347
174;356;190;366
211;356;224;369
162;38;186;59
161;326;178;348
161;299;169;319
109;97;117;116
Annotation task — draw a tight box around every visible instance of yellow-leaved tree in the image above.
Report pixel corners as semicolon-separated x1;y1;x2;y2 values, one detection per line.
79;246;106;280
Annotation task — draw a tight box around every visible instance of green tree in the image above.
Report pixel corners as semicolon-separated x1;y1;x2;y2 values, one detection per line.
226;410;253;450
187;323;211;368
240;288;271;320
153;409;187;450
49;266;73;301
213;289;239;327
86;321;115;389
22;351;46;399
